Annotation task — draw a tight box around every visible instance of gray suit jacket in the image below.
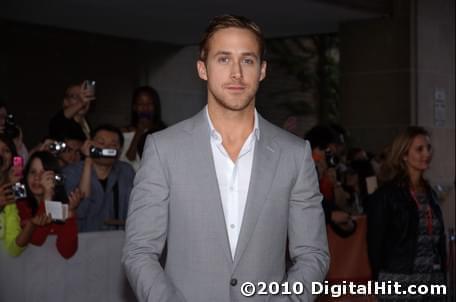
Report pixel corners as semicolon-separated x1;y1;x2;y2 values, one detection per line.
122;110;329;302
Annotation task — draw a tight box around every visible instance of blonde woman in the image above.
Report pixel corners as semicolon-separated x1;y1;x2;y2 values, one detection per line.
367;126;446;301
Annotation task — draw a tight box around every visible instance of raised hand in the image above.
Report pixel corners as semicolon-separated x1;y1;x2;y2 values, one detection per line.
40;170;56;200
67;188;83;217
0;183;15;207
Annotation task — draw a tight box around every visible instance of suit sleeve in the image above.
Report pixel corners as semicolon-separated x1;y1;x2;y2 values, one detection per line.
283;141;330;302
122;135;186;302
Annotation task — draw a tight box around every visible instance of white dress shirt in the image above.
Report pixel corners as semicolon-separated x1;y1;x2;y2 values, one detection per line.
206;106;259;259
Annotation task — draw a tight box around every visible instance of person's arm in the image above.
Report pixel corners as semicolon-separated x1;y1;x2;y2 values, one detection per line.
2;204;25;256
63;163;92;231
54;188;81;259
78;140;93;198
329;211;357;237
16;200;52;247
122;135;186;302
125;128;143;161
63;83;96;119
0;183;15;210
275;141;330;302
55;216;78;259
126;121;152;161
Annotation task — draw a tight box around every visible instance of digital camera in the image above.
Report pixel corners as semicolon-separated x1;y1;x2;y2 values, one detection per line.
54;174;65;186
49;141;67;154
325;149;339;168
12;182;27;200
4;114;20;140
89;146;117;158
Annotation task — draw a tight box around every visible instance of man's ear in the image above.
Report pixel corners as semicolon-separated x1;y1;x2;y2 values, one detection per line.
259;60;267;82
197;60;208;81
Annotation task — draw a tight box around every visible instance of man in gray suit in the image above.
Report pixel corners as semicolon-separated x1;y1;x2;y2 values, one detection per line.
123;15;329;302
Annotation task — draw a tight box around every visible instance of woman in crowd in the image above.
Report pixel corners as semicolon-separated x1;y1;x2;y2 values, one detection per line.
121;86;166;170
0;135;29;256
49;82;95;142
16;151;82;259
366;126;446;301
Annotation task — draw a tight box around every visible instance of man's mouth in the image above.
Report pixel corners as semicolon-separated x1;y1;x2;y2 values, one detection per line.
225;84;246;91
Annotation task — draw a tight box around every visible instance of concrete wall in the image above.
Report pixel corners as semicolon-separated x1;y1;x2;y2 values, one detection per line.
1;20;180;147
414;0;455;230
339;1;412;153
148;46;206;125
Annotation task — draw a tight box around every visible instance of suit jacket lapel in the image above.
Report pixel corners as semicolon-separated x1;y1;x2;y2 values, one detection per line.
187;110;234;264
233;117;281;269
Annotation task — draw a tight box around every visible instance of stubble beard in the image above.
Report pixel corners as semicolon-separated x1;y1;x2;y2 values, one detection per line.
209;87;257;113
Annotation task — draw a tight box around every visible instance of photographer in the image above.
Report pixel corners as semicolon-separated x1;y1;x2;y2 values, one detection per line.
29;136;83;170
49;82;95;142
305;125;356;236
0;102;29;162
63;125;135;232
15;151;82;259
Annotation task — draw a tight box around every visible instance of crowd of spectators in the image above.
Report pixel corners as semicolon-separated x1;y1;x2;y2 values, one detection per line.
0;82;165;258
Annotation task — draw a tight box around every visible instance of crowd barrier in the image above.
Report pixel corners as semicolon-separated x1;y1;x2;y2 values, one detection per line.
0;230;136;302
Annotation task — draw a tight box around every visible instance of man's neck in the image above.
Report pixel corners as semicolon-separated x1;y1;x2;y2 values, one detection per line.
207;103;256;162
207;103;255;140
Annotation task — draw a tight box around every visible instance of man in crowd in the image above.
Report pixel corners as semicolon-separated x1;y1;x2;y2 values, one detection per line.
123;15;329;302
63;125;134;232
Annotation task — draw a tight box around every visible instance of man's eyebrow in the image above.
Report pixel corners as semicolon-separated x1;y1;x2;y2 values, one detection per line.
213;51;231;56
212;51;259;59
240;52;259;58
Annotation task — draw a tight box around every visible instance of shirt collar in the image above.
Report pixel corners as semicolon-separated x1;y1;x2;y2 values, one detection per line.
205;105;260;141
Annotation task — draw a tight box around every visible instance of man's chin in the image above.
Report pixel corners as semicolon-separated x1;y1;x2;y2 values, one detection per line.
215;98;254;112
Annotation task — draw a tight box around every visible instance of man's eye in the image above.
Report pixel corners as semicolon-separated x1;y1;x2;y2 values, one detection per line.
218;57;229;64
242;58;255;64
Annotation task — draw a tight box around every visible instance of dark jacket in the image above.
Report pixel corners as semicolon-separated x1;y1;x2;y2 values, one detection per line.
49;109;88;141
366;182;446;280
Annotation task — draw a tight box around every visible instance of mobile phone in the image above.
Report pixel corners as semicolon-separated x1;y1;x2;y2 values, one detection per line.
13;156;24;178
83;80;96;97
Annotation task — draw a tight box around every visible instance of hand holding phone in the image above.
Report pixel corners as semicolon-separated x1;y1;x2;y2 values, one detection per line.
12;156;24;179
82;80;96;99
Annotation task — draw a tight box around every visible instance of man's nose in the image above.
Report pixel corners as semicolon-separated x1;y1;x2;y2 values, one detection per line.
230;62;242;80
